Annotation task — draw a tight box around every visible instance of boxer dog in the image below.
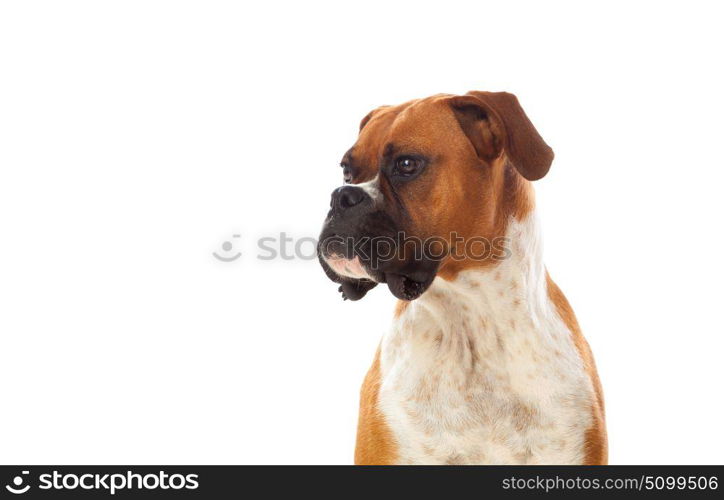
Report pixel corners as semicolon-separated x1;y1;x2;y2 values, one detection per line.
317;91;606;465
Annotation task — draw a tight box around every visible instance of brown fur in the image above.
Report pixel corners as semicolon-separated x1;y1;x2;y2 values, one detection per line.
355;349;398;464
547;274;608;464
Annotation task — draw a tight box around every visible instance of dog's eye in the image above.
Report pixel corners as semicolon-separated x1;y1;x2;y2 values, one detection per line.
394;157;422;177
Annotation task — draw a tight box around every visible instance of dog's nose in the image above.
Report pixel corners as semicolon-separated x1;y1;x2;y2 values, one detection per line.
331;185;368;210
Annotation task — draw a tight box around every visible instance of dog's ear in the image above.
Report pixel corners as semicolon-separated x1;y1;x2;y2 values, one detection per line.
449;91;554;181
359;105;390;131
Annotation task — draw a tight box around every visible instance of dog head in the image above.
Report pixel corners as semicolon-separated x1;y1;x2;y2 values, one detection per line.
318;91;553;301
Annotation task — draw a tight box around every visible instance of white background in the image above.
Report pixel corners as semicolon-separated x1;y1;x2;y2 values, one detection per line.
1;1;723;465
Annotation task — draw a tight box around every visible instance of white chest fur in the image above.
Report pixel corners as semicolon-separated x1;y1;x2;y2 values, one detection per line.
377;215;595;464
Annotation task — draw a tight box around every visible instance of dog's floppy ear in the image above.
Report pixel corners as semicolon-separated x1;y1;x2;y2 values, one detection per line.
449;91;554;181
359;105;390;131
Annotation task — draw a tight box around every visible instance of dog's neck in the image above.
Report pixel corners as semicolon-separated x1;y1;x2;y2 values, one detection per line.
379;209;590;398
394;211;550;337
378;211;593;465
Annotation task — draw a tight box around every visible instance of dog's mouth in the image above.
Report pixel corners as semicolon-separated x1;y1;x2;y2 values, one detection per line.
319;250;438;302
318;209;441;301
324;255;373;281
318;253;378;301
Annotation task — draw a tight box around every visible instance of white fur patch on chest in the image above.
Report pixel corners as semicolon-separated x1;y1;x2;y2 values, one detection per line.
377;215;594;464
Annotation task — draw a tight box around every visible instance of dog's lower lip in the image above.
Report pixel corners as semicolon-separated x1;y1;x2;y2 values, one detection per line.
385;272;429;301
324;254;376;281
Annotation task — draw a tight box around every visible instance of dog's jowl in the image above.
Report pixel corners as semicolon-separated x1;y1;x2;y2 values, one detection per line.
317;91;606;465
